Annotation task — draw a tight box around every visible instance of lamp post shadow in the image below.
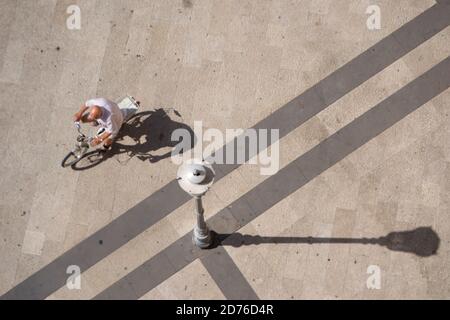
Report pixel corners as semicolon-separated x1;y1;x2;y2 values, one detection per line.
210;227;440;257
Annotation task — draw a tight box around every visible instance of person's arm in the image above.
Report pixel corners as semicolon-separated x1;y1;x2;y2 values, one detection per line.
91;131;112;146
73;104;89;122
99;118;119;146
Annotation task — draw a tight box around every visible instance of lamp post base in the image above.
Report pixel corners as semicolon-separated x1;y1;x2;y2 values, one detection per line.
193;226;212;249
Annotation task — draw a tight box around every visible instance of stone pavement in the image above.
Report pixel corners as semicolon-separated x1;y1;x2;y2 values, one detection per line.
0;0;449;299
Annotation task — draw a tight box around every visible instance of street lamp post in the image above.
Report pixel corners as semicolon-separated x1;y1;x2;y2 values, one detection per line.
177;159;215;249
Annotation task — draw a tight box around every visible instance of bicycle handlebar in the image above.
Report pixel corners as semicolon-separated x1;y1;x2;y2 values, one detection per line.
74;121;96;146
74;121;85;137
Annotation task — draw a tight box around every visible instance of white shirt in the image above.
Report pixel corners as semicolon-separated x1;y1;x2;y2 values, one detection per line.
85;98;124;138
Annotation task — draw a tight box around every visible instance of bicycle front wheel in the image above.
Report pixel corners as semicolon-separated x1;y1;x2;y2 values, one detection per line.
61;151;81;168
70;150;105;171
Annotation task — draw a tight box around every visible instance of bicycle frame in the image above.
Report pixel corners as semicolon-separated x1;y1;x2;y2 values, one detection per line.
72;122;93;158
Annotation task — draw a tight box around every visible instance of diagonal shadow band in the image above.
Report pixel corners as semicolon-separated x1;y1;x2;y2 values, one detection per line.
200;246;260;300
2;3;450;299
211;2;450;174
93;56;450;300
211;227;441;258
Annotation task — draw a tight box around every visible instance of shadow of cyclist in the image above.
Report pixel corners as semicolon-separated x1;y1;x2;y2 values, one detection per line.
109;108;195;164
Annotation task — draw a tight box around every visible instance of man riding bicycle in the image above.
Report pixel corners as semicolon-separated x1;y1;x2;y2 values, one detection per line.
73;98;124;150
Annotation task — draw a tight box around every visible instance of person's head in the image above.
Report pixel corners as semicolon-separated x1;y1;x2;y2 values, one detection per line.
86;106;103;122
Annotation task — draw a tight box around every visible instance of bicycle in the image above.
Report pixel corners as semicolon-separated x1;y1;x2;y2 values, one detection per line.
60;121;105;169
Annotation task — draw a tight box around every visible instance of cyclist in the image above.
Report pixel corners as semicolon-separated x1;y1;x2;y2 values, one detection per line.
73;98;124;150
